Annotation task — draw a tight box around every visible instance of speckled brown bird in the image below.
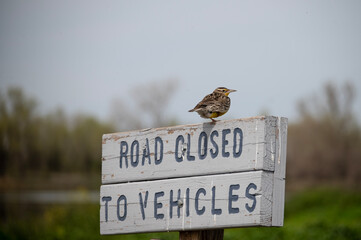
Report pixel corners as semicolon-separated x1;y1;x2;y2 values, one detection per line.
189;87;236;122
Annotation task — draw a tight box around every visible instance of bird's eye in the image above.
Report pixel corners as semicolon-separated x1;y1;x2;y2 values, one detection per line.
223;89;226;92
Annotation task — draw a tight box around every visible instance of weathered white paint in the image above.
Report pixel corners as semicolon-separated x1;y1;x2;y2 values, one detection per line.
102;116;285;184
100;116;288;235
271;117;288;226
100;171;276;235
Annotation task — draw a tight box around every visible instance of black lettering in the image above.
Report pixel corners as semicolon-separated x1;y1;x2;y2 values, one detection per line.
195;188;206;215
233;128;243;158
120;141;128;168
142;138;151;166
198;131;208;160
228;184;240;214
154;191;165;219
222;129;231;157
155;137;163;165
186;188;190;217
139;191;149;220
102;196;112;222
130;140;139;167
187;134;195;161
210;130;219;158
169;189;181;218
245;183;257;213
117;195;127;221
211;186;222;215
175;135;184;162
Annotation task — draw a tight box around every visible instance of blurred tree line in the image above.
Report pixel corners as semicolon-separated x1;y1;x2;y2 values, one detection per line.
109;79;178;130
0;81;360;191
0;87;114;179
0;80;178;189
287;82;361;189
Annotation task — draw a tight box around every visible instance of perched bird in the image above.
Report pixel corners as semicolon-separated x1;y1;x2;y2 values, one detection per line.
189;87;236;122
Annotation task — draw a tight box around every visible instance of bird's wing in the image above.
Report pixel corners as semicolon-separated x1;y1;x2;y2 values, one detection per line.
189;93;218;112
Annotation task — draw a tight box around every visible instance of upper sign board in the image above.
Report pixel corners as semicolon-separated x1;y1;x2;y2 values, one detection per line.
102;116;286;184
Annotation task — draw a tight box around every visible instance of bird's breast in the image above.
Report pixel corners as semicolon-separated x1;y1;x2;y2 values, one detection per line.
209;112;226;118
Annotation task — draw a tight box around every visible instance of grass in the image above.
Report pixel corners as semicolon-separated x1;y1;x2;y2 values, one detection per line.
1;188;361;240
225;188;361;240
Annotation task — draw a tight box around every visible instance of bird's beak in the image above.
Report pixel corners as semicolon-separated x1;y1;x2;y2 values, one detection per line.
228;89;236;93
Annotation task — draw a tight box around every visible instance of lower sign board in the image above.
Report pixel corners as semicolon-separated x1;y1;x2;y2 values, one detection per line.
100;171;282;235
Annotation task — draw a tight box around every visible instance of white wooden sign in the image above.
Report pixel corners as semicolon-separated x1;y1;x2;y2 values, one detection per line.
102;116;285;184
100;116;287;235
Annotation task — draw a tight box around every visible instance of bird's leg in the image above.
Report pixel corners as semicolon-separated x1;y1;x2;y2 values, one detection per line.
211;118;217;123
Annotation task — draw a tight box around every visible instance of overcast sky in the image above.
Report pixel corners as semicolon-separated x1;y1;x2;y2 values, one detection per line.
1;0;361;125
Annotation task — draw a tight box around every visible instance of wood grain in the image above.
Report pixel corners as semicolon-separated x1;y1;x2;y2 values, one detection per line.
102;116;282;184
100;171;274;235
99;116;288;235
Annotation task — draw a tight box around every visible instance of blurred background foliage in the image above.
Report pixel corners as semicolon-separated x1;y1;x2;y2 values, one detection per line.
287;82;361;189
1;81;361;239
0;87;114;190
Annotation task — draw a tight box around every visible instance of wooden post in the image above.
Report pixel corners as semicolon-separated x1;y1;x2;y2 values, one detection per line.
179;230;224;240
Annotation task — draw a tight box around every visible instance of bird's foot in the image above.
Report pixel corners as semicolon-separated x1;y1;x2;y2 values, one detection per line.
210;118;217;123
